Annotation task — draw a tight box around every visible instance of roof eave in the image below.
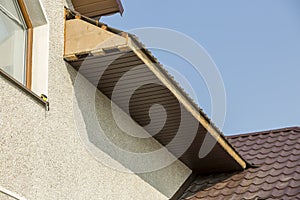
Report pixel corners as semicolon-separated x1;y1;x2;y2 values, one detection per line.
64;8;248;172
128;36;248;170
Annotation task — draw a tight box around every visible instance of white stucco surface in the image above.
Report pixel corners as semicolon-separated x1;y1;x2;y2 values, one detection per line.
0;0;191;199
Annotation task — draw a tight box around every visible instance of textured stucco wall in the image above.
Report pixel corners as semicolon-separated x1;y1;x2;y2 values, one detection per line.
0;0;191;199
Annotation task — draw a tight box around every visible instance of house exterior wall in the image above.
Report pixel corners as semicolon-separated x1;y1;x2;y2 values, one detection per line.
0;0;191;199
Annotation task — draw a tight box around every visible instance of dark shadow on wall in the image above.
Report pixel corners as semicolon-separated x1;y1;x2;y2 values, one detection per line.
66;63;192;199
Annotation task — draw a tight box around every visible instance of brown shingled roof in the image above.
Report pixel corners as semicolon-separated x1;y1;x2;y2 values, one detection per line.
181;127;300;200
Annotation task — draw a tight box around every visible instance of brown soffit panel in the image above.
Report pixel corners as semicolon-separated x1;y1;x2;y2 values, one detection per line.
71;0;124;19
64;12;248;173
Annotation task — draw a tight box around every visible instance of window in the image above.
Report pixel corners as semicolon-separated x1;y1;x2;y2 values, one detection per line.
0;0;49;108
0;0;30;86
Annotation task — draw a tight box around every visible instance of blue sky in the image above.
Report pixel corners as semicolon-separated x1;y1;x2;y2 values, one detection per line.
102;0;300;135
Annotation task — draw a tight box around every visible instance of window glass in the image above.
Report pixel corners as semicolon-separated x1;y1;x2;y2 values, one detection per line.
0;0;26;84
0;0;23;21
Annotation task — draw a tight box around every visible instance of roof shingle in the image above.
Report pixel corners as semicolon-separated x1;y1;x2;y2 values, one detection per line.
181;127;300;200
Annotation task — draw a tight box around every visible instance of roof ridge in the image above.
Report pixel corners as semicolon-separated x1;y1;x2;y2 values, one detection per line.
227;126;300;139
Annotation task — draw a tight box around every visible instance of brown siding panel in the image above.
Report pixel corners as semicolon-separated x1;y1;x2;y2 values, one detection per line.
71;0;123;18
66;50;245;173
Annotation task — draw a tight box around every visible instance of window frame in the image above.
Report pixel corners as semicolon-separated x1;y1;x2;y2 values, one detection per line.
0;0;33;89
17;0;33;89
0;0;49;110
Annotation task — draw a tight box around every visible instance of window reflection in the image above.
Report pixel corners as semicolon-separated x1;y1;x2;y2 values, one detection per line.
0;0;26;84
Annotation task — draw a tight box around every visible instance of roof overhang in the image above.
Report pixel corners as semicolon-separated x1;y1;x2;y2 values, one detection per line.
64;9;247;173
71;0;124;19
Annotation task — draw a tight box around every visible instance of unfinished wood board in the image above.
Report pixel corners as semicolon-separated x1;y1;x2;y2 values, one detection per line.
65;19;127;56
